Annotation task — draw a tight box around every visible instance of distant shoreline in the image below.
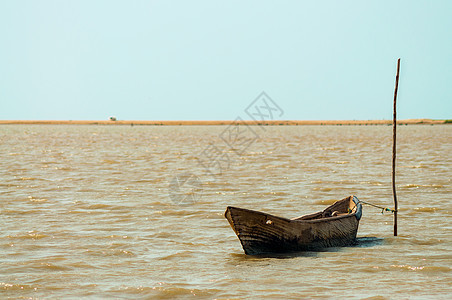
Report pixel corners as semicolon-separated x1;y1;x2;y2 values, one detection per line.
0;119;449;126
0;119;449;125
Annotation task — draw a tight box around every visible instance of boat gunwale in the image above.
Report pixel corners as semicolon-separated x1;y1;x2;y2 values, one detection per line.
226;206;358;224
226;195;362;224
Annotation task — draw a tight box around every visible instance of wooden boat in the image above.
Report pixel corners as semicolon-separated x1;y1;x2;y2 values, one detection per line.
225;195;362;255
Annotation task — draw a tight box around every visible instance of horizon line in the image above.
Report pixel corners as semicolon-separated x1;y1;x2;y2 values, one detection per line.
0;119;449;125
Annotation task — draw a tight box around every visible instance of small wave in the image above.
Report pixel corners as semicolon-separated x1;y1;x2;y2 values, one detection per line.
400;164;428;169
413;207;438;213
104;234;133;240
312;187;338;192
360;181;384;186
339;180;358;184
390;237;446;246
150;232;178;239
132;178;165;183
7;231;48;240
427;184;444;188
222;187;240;192
271;197;287;202
36;262;72;271
0;282;38;291
160;250;194;261
28;196;48;202
84;204;112;209
274;154;292;158
318;147;341;151
75;187;100;192
57;166;73;171
76;203;130;211
400;184;419;189
85;249;135;257
112;284;219;298
67;261;99;269
261;191;290;196
1;209;40;215
312;199;338;205
20;177;37;181
400;184;444;189
102;159;120;164
390;264;451;273
109;249;135;256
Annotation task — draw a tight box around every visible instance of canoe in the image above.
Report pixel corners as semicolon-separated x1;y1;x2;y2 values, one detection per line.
225;195;362;255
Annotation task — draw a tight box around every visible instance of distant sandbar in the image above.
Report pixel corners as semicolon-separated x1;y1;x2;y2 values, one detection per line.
0;119;448;125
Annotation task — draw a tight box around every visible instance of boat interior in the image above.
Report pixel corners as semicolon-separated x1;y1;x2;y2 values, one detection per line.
291;196;358;221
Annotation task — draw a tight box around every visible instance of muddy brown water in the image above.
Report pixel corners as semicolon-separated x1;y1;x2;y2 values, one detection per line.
1;125;450;298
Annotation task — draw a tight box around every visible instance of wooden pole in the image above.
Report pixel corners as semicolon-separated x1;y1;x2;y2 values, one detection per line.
392;58;400;236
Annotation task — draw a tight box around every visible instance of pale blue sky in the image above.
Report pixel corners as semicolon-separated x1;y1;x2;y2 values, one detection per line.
1;0;451;120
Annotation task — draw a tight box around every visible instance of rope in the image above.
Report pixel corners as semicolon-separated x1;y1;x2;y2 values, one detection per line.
357;200;396;214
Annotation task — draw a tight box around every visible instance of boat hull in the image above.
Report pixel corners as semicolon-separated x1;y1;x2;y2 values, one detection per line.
225;196;362;255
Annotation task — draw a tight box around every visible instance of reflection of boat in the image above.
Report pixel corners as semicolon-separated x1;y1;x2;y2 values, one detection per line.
225;196;362;255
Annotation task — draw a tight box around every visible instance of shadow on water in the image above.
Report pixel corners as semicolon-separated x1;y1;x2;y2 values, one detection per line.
251;251;321;259
229;237;385;260
354;236;385;248
229;251;321;260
